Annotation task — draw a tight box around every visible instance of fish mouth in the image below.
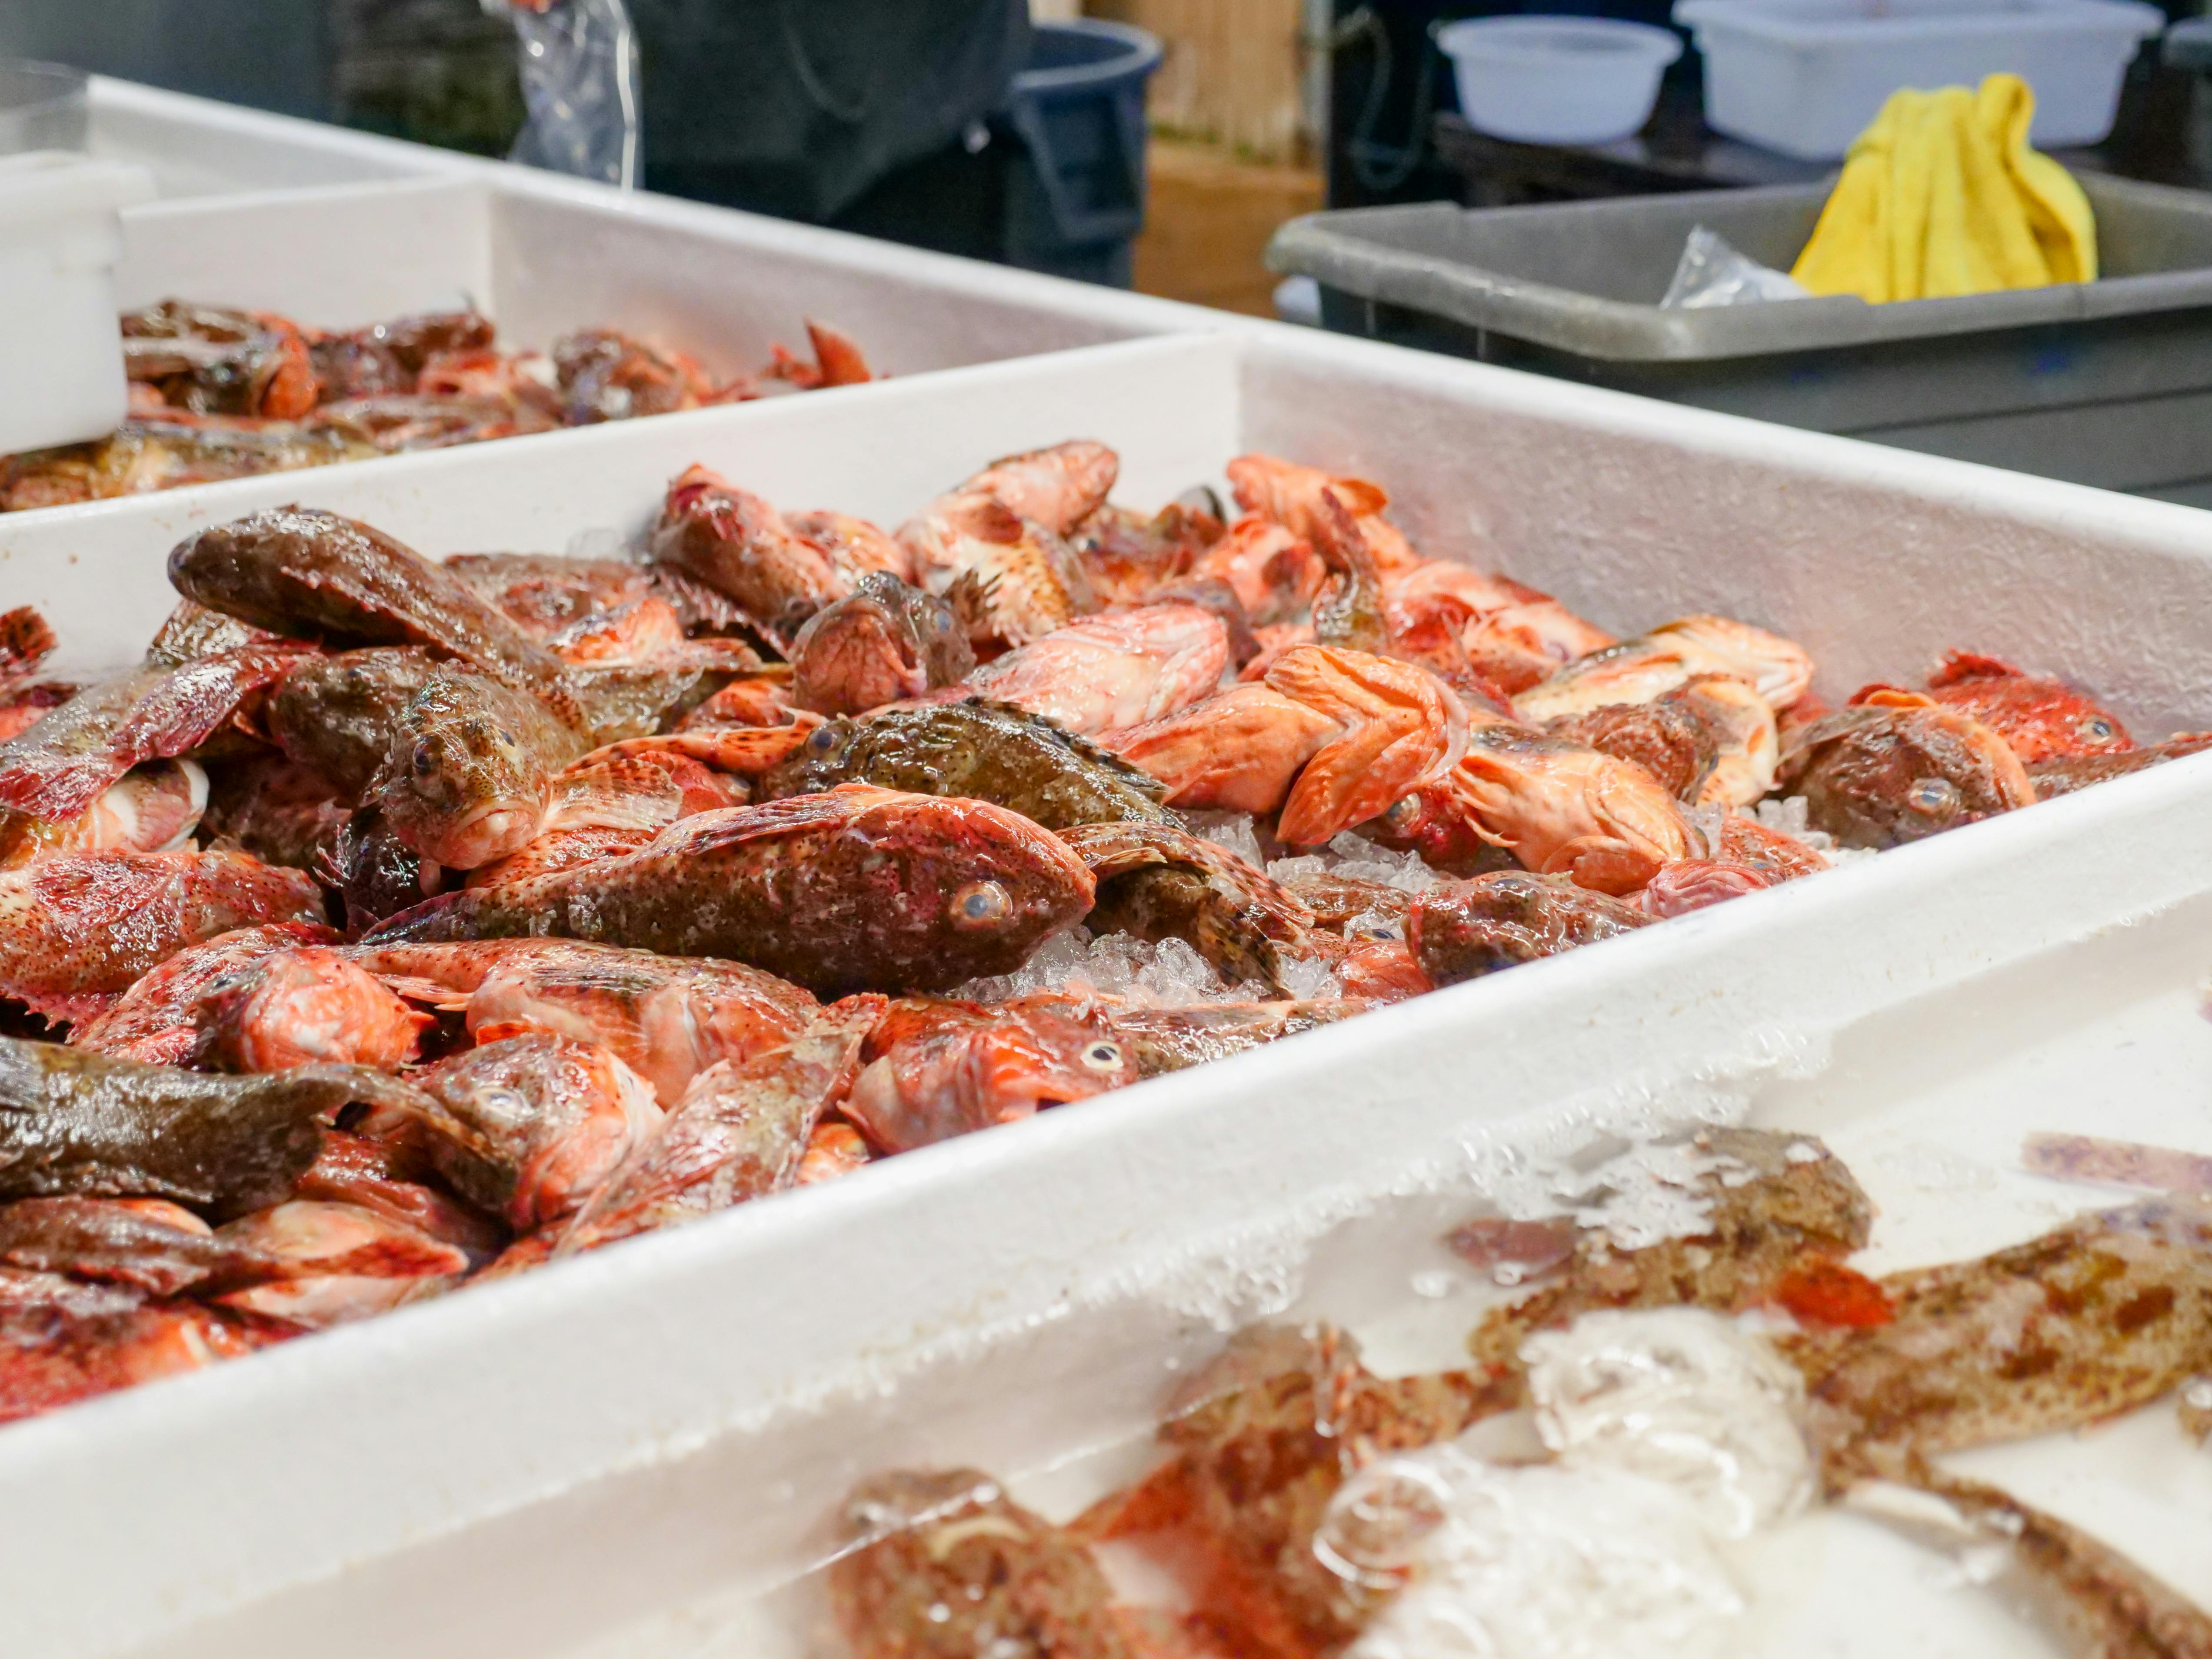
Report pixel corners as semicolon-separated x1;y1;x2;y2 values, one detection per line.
435;804;541;870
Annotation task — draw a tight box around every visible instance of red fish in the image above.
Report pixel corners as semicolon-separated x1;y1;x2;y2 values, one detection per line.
842;994;1134;1153
69;922;339;1065
0;852;326;1022
1918;650;2135;764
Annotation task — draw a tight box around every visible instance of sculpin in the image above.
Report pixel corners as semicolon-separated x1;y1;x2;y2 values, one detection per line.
1409;871;1652;985
1059;821;1313;994
167;507;583;722
70;922;340;1066
264;647;440;798
763;700;1176;832
368;669;587;869
349;936;817;1106
1779;699;2035;849
361;786;1096;997
843;995;1132;1152
650;465;845;650
0;645;305;821
0;1036;431;1218
829;1468;1144;1659
409;1034;663;1232
0;851;326;1022
789;571;973;716
557;1019;870;1253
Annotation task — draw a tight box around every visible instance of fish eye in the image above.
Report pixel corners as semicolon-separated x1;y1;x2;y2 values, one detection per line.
806;725;839;753
411;740;436;775
2079;716;2114;740
952;880;1010;926
1905;775;1960;817
1081;1041;1123;1071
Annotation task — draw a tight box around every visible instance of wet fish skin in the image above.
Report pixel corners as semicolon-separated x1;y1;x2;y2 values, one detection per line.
0;645;305;822
0;1036;430;1218
331;806;445;935
764;700;1176;832
369;669;586;869
789;571;973;717
1409;871;1653;986
349;936;817;1106
650;466;845;650
1780;702;2035;849
410;1034;663;1232
0;1196;286;1298
69;921;340;1066
829;1467;1144;1659
361;787;1097;998
264;646;440;799
167;507;583;722
1099;998;1368;1077
1059;821;1313;995
0;850;326;1023
557;1019;869;1252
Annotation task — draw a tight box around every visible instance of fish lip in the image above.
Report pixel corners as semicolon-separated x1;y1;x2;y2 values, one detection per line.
432;804;540;869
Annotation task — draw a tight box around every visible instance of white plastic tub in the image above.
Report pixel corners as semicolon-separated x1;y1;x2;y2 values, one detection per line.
107;176;1207;396
0;151;152;453
1676;0;2166;161
5;329;2212;1654
1436;16;1683;147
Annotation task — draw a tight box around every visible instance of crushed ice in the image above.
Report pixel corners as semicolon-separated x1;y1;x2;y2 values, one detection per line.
956;926;1284;1007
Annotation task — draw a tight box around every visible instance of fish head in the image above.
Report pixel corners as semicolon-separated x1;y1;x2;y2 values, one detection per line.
849;993;1131;1149
790;574;937;716
376;672;558;869
1922;653;2133;764
760;715;862;799
1781;704;2035;849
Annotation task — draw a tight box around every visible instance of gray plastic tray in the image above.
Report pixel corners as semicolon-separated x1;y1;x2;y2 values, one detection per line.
1269;174;2212;505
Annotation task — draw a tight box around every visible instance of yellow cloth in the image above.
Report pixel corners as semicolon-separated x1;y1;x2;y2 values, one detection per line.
1790;73;2097;304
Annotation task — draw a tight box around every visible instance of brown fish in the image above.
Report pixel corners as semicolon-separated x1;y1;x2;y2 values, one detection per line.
1780;696;2035;849
361;786;1096;997
123;300;318;420
650;465;845;650
789;571;973;716
0;850;326;1022
765;700;1176;831
0;1036;435;1218
198;752;348;872
1409;871;1653;986
0;1196;288;1299
330;805;446;934
368;669;587;869
310;309;496;401
1788;1197;2212;1481
167;507;583;722
2028;733;2212;800
264;646;441;798
1059;820;1313;994
829;1467;1144;1659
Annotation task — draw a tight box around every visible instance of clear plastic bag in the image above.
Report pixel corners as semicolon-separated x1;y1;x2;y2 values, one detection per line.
1660;225;1809;309
492;0;642;189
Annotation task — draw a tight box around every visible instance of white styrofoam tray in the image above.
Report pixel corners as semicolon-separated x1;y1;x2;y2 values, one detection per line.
113;174;1216;398
3;329;2212;1654
80;74;470;200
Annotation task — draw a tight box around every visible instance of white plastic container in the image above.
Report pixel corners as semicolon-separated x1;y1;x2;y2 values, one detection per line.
8;330;2212;1655
0;150;153;453
1436;16;1683;147
1676;0;2167;161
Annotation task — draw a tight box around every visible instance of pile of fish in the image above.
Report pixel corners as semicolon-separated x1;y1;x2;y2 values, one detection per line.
0;436;2195;1425
830;1127;2212;1659
0;300;873;512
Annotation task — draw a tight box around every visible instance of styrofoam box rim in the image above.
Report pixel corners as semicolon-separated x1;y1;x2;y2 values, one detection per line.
7;327;2212;1655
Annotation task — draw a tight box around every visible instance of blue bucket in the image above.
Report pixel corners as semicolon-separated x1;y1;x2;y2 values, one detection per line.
1003;19;1163;283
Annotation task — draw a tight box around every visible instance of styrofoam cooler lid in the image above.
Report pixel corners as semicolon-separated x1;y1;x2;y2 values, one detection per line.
0;150;155;455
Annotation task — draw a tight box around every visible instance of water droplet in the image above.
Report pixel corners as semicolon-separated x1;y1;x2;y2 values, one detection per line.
1410;1269;1455;1299
925;1601;952;1624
